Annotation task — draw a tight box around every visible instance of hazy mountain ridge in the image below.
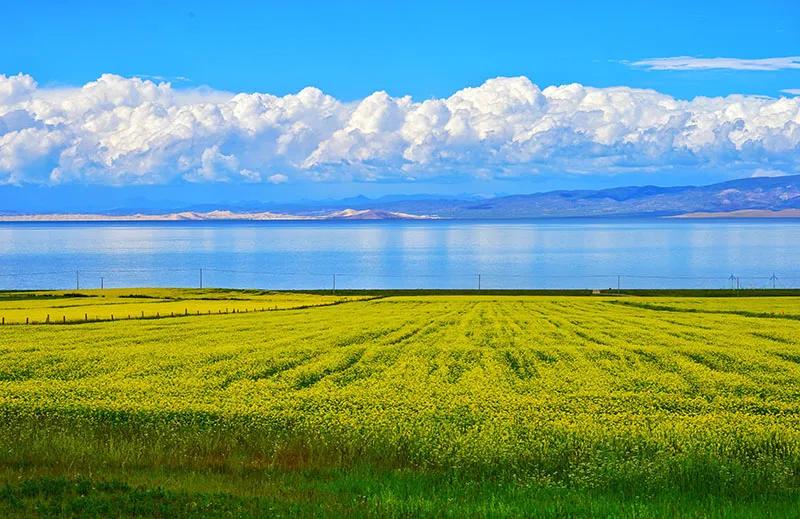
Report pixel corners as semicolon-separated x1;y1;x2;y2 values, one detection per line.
2;175;799;220
359;175;800;218
0;209;437;222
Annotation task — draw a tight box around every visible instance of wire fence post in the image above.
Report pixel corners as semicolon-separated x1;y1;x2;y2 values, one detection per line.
1;267;799;291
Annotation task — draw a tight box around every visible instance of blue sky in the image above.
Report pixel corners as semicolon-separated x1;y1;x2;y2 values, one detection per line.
5;0;800;99
1;0;800;208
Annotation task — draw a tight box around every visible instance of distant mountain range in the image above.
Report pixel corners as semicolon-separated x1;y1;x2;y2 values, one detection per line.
3;175;800;220
0;208;436;222
348;175;800;219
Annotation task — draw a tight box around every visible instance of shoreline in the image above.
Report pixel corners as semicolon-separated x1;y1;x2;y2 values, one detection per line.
0;209;438;222
3;211;800;222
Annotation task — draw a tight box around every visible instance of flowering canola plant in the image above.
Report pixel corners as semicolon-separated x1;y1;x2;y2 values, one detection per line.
0;294;798;491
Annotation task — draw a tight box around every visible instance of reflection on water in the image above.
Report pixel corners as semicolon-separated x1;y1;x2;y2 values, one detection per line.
0;220;799;290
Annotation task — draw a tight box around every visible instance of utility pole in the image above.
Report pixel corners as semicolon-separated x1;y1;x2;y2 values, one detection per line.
199;268;203;289
770;273;777;289
100;277;104;290
76;270;80;290
617;275;621;292
729;274;736;290
332;273;336;293
477;274;481;290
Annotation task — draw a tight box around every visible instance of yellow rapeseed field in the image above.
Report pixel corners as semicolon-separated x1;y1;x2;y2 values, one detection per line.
0;288;365;324
0;291;798;515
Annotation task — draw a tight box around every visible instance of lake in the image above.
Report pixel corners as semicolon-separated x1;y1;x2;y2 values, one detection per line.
1;219;799;290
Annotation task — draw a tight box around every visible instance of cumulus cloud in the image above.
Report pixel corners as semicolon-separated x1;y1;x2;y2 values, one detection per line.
631;56;800;71
1;72;799;185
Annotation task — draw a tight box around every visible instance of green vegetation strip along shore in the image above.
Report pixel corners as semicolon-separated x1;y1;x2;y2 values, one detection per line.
0;291;799;516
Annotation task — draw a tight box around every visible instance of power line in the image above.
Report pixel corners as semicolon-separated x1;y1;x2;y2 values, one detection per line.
0;271;75;277
2;267;800;290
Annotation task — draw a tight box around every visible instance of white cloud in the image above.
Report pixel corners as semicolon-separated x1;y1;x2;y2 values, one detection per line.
782;89;800;96
185;144;241;182
0;73;37;105
1;73;800;185
751;168;788;178
267;173;288;184
630;56;800;71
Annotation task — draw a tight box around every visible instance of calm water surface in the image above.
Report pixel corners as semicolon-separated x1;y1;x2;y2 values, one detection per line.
1;219;799;290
